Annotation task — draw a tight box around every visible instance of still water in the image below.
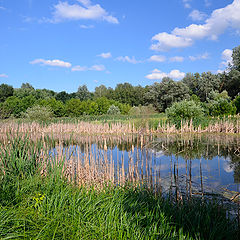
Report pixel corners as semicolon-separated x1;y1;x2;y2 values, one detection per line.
50;134;240;199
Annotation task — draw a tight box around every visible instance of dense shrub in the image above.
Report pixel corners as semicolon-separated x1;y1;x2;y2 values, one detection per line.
166;100;204;124
107;105;121;115
207;91;236;116
22;105;53;121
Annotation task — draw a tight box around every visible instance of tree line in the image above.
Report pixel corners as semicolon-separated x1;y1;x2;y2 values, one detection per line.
0;45;240;119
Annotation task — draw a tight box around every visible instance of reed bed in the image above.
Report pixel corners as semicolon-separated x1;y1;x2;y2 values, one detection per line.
1;116;240;136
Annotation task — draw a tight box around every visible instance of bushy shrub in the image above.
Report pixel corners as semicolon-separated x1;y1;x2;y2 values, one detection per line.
166;100;204;124
22;105;53;121
107;105;121;115
207;91;236;116
233;95;240;114
128;106;141;115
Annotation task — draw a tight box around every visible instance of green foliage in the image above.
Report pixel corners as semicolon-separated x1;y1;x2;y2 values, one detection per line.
166;100;204;124
38;98;66;117
182;72;221;101
107;104;121;115
234;95;240;113
23;105;53;121
0;84;14;102
65;98;83;117
0;95;36;118
207;91;236;116
55;91;71;103
145;77;190;112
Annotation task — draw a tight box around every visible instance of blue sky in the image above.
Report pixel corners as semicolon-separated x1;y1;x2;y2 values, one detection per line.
0;0;239;92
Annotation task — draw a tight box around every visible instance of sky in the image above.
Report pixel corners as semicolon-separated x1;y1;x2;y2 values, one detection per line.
0;0;239;92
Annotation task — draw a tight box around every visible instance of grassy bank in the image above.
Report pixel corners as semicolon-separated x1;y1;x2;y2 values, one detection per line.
0;135;238;239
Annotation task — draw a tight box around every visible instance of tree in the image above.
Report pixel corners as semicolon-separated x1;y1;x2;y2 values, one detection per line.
76;85;92;101
37;98;65;117
145;77;190;112
0;84;14;102
65;98;82;117
56;91;71;103
21;83;34;90
231;45;240;72
94;85;109;98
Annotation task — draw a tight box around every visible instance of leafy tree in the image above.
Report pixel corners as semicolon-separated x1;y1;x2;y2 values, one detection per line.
0;84;14;102
231;45;240;72
65;98;83;117
21;83;34;90
145;77;190;112
94;85;109;98
38;98;65;117
76;85;92;101
56;91;71;103
113;83;146;106
95;97;111;115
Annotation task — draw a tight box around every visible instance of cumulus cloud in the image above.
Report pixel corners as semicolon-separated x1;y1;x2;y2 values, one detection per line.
98;52;112;59
115;56;141;64
189;10;207;21
0;73;8;78
170;56;184;62
221;49;233;67
30;59;72;68
151;0;240;51
149;55;166;62
151;32;193;51
72;64;105;71
189;52;209;61
50;0;118;24
145;69;185;80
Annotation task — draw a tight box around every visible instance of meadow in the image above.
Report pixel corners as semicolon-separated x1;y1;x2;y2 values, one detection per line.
0;120;239;239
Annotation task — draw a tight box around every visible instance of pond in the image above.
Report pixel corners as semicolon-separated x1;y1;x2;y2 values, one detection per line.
49;134;240;202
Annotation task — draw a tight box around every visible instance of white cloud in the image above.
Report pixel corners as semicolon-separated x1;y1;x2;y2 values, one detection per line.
145;69;185;80
0;6;6;10
149;55;166;62
189;10;207;21
189;52;209;61
170;56;184;62
72;64;105;71
80;24;94;29
98;52;112;59
51;0;118;24
116;56;141;64
151;0;240;51
30;59;72;68
0;73;8;78
151;32;193;51
221;49;233;67
90;64;105;71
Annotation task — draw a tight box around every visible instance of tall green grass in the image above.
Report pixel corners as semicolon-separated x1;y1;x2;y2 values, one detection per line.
0;135;238;239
